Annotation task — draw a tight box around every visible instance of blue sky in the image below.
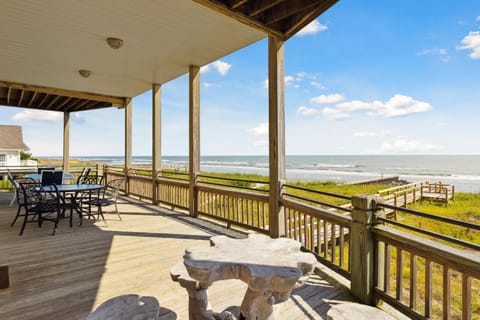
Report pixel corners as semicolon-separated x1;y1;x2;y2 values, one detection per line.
1;0;480;157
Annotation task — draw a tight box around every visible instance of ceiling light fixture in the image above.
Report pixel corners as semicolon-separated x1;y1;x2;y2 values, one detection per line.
78;69;91;78
107;37;124;49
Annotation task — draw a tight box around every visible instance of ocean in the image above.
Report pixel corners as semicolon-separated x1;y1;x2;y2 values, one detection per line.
57;155;480;192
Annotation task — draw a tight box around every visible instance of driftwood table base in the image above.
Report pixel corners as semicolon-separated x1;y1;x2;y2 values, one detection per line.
172;234;316;320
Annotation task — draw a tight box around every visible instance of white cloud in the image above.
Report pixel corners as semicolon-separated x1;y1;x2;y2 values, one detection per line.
476;16;480;21
13;109;63;123
317;94;432;121
379;138;441;153
297;106;319;116
310;93;345;105
457;31;480;59
204;82;220;88
321;107;350;120
310;81;325;89
416;48;450;62
247;123;268;136
297;20;328;36
369;94;432;118
354;130;392;138
201;60;232;75
436;121;449;127
284;75;295;86
337;100;378;112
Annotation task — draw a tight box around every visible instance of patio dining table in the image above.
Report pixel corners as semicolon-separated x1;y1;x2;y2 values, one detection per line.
41;184;105;225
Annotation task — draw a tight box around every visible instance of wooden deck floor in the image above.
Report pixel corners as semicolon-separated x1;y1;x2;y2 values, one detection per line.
0;192;356;320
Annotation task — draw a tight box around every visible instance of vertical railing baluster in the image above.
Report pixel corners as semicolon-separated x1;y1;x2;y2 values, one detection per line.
323;221;328;259
396;248;403;301
331;223;336;264
316;218;321;256
339;227;345;269
410;253;417;310
443;266;450;320
310;215;315;253
385;244;390;294
425;259;433;318
462;274;471;320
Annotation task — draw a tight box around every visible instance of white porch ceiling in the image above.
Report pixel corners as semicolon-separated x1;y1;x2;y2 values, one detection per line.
0;0;266;99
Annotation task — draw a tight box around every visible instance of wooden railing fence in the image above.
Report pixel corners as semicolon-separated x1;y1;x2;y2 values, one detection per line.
100;165;478;319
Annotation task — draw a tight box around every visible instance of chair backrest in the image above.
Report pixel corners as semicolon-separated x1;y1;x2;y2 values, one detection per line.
38;167;55;174
19;180;60;209
76;167;86;184
104;178;125;200
40;170;63;186
77;168;92;184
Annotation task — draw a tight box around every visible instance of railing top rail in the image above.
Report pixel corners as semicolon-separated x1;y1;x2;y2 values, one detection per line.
157;175;189;182
373;225;480;279
198;174;268;185
160;170;189;176
197;184;270;201
281;197;352;227
284;184;352;200
198;180;269;193
283;192;351;212
377;202;480;231
377;217;480;251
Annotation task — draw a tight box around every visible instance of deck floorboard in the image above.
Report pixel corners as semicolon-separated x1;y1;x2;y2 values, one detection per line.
0;192;355;319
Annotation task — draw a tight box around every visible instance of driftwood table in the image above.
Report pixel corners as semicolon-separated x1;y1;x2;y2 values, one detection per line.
171;234;316;320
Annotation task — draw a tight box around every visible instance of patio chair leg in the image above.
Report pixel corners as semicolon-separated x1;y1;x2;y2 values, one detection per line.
11;206;21;227
115;203;121;221
19;213;28;236
9;193;16;207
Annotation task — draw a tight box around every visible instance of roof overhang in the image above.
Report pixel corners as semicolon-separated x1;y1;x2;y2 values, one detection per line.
0;0;338;113
0;0;266;112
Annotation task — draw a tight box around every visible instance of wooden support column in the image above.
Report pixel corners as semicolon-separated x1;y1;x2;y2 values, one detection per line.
63;112;70;172
152;84;162;204
268;36;286;238
189;65;200;217
350;194;384;304
125;98;132;196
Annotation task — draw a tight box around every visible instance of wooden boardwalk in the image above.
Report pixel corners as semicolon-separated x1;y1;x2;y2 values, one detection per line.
0;192;356;320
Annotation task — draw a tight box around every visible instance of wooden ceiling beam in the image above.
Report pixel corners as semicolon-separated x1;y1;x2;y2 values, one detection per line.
6;87;11;105
247;0;286;17
67;99;90;112
46;95;61;110
0;81;126;107
54;97;73;111
230;0;247;9
38;93;50;108
193;0;284;39
263;0;324;26
28;91;38;108
17;90;25;106
284;0;338;39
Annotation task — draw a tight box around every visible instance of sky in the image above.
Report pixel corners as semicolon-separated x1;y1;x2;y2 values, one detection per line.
1;0;480;157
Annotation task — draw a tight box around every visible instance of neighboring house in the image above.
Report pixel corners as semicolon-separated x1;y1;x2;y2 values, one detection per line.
0;125;36;169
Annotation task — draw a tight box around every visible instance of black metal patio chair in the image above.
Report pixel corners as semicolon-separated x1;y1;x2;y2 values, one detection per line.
83;178;125;222
17;180;62;235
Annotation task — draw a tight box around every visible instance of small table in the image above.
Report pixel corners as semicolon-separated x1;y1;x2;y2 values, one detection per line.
172;234;316;320
42;184;105;225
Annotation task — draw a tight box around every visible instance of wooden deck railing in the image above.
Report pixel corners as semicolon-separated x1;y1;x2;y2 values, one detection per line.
195;174;270;233
373;201;480;319
282;184;353;278
102;165;478;319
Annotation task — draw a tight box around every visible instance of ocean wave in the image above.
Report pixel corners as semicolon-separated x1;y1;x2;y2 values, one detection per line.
314;163;358;168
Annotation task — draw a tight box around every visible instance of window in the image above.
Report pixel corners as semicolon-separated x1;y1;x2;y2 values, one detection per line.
0;154;5;166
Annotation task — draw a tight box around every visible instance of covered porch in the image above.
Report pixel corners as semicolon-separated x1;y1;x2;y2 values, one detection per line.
0;192;355;319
